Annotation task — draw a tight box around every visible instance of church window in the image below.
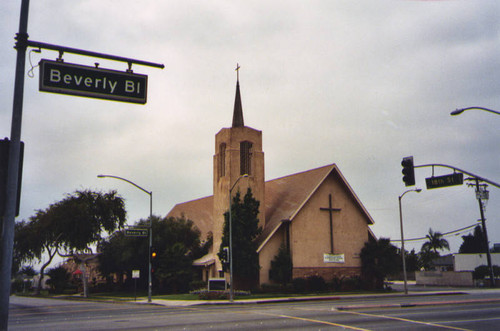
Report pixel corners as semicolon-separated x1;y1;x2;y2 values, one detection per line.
240;141;252;175
219;143;226;178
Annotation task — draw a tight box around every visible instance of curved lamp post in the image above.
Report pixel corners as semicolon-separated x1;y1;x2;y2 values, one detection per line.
451;107;500;116
399;188;421;295
228;174;248;302
98;174;153;303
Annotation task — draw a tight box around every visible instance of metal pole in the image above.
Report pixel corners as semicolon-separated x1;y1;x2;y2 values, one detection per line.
229;192;233;302
398;195;408;295
0;1;30;329
148;192;153;302
228;174;248;303
475;179;495;287
97;175;153;302
398;188;421;296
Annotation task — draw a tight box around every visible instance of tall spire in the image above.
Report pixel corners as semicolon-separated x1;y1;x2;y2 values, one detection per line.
232;63;244;127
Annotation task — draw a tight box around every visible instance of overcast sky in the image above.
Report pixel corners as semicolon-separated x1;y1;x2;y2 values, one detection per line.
1;0;499;262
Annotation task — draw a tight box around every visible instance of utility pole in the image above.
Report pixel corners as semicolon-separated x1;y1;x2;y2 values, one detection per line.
0;1;30;329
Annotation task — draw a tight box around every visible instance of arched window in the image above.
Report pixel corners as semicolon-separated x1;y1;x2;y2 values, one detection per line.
240;141;252;175
219;143;226;178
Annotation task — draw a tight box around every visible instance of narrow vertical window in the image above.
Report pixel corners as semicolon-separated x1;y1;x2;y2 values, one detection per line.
240;141;252;175
219;143;226;178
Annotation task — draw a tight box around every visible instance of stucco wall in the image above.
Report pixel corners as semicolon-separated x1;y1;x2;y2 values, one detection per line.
416;271;473;286
290;172;368;273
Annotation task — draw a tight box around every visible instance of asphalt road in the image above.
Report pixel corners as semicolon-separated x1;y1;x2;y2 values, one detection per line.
8;289;500;330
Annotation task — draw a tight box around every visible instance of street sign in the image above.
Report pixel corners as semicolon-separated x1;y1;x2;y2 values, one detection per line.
124;228;148;237
426;173;464;189
132;270;140;279
39;59;148;104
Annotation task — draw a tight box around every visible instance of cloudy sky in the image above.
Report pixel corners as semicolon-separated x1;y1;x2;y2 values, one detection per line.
1;0;499;260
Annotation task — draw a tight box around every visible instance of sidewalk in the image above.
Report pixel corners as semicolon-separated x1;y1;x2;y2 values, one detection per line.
138;289;467;307
137;282;500;308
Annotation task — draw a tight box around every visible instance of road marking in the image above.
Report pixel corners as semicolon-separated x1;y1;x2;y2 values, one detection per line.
340;310;472;331
256;311;370;330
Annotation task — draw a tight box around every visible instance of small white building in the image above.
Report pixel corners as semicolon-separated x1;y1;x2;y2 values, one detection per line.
454;253;500;272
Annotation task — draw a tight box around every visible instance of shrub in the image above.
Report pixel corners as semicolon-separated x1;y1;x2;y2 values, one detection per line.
473;265;500;280
292;277;307;293
307;275;326;292
189;280;207;291
329;276;345;292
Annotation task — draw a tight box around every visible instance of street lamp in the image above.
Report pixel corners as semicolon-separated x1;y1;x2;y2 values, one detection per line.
228;174;248;302
398;188;421;295
97;174;153;302
451;107;500;116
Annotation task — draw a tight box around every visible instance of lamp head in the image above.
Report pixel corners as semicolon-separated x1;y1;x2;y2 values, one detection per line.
450;108;465;116
415;188;422;193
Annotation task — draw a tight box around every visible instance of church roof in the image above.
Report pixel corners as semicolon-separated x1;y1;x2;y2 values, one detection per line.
257;163;374;251
232;80;244;127
167;163;374;251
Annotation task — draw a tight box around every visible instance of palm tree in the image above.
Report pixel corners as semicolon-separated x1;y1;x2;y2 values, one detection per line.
421;228;450;255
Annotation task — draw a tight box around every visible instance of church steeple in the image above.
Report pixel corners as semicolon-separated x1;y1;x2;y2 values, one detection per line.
232;64;244;127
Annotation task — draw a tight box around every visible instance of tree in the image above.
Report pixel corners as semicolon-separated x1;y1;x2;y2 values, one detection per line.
421;228;449;255
219;188;262;290
14;189;126;294
46;266;70;294
98;215;207;294
269;244;293;286
459;225;485;254
360;237;400;289
404;249;420;273
418;246;439;271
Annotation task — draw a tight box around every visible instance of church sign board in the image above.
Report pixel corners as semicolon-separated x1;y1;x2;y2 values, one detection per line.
323;253;345;263
39;59;148;104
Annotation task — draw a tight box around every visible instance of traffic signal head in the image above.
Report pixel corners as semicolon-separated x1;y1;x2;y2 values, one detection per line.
401;156;415;186
151;247;157;259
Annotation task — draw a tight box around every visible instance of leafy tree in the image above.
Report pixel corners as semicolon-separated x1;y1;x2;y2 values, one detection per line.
98;215;207;294
14;189;126;294
219;188;262;290
473;265;500;280
360;237;400;289
459;225;486;254
421;228;449;255
418;246;439;270
404;249;420;272
46;266;70;294
269;244;293;286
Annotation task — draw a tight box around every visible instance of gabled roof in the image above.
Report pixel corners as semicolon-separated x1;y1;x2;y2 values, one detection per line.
257;163;374;251
167;195;213;238
166;164;374;252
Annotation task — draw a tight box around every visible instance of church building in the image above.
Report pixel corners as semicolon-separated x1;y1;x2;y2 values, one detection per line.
167;72;375;286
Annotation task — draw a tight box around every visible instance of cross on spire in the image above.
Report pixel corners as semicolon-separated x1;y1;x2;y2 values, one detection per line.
320;194;341;254
235;63;241;81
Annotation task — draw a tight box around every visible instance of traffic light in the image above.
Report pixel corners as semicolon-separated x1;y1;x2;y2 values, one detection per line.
0;138;24;217
151;247;158;273
401;156;415;187
220;246;229;271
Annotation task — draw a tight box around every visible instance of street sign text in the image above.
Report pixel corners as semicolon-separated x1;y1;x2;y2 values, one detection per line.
39;59;147;104
125;228;148;237
426;173;464;189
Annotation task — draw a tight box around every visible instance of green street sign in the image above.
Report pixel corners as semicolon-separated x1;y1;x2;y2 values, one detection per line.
125;228;148;237
426;173;464;189
39;59;148;104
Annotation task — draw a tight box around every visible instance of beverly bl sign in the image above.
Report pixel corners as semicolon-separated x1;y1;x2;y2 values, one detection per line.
39;59;147;104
